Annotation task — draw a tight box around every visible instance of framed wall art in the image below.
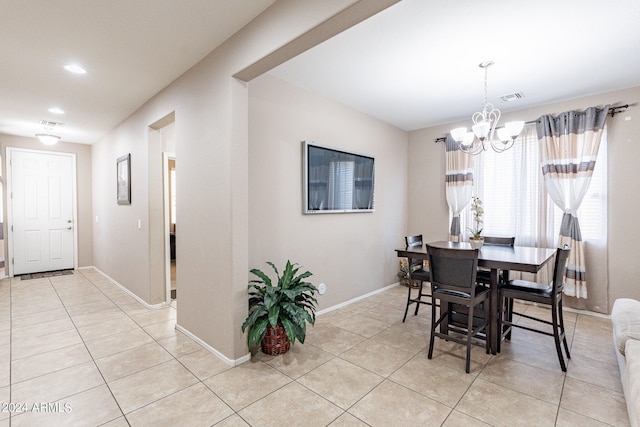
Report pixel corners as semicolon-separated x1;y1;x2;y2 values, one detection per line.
117;153;131;205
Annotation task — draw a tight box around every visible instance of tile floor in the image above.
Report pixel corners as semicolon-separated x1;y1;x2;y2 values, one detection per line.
0;268;628;426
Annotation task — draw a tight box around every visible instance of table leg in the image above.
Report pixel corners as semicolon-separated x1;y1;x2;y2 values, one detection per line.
489;269;499;355
502;270;511;340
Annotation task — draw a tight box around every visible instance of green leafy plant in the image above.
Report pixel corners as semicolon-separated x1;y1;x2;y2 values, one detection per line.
467;196;484;239
241;261;318;349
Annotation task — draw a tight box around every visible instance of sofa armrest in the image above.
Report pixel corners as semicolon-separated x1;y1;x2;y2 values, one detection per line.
624;339;640;427
612;298;640;356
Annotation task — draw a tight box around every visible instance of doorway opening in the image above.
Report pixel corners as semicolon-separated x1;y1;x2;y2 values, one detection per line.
164;152;176;305
0;152;4;278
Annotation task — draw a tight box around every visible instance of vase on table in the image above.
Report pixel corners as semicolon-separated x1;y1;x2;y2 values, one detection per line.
469;237;484;250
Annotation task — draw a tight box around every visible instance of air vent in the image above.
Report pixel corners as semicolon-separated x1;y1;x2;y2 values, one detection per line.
39;120;66;130
499;92;525;102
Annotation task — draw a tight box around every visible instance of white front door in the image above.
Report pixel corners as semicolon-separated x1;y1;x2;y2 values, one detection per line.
8;149;76;275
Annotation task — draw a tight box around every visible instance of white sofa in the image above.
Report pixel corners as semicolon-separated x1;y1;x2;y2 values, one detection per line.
612;298;640;427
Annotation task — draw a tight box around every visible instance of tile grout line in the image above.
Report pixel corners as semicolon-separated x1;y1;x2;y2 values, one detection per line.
4;272;625;426
73;269;240;424
72;269;193;424
47;273;131;426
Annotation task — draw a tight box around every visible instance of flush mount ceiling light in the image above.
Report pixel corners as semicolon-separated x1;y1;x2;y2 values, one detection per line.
48;106;65;114
64;63;87;74
36;134;61;145
450;61;524;155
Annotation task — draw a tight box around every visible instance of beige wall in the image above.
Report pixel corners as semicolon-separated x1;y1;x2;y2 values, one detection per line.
248;74;408;310
407;86;640;313
89;0;396;362
86;0;637;362
0;134;93;268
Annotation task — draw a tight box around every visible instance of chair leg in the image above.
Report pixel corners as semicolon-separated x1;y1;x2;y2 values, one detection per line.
485;317;490;355
551;299;567;372
414;281;424;316
486;295;492;355
558;299;571;360
497;295;503;353
402;283;413;322
427;298;438;360
505;297;513;340
465;303;474;373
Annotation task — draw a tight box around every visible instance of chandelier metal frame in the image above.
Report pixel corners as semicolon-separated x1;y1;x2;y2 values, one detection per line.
450;61;524;155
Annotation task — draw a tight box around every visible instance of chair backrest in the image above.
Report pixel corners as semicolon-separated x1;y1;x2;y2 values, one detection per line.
552;247;571;295
427;245;479;294
405;234;423;248
405;235;424;271
483;236;515;246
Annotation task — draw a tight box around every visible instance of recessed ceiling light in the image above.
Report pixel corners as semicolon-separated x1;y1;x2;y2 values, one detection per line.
64;64;87;74
48;107;65;114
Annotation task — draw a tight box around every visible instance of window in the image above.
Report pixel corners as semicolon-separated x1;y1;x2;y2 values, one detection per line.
459;125;607;246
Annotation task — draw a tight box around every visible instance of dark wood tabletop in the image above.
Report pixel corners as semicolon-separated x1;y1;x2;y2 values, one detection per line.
396;240;556;273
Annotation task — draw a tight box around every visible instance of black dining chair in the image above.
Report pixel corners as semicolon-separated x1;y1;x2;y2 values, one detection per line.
426;244;490;373
498;247;571;371
401;235;433;322
475;236;515;286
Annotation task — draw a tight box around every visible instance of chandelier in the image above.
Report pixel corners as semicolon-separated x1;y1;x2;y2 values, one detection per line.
450;61;524;155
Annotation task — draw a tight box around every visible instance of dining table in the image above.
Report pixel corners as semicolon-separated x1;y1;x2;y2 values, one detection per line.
395;240;557;354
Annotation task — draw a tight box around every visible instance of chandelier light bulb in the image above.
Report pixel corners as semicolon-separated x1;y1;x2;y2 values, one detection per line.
505;120;525;137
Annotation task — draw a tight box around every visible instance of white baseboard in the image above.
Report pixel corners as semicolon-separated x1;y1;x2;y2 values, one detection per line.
83;266;249;366
316;282;400;316
513;299;611;318
175;323;251;367
84;266;165;310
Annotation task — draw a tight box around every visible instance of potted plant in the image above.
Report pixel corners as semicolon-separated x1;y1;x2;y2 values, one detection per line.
467;196;484;249
397;258;423;288
397;258;411;286
241;260;318;355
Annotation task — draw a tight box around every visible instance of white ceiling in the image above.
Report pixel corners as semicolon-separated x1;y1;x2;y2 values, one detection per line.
0;0;276;144
271;0;640;130
1;0;639;145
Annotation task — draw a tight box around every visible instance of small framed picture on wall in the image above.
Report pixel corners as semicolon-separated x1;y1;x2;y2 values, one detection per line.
117;153;131;205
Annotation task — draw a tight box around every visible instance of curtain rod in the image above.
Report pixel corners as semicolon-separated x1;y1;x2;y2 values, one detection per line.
433;104;629;143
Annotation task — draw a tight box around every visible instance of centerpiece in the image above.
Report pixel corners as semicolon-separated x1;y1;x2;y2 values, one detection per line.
468;196;484;249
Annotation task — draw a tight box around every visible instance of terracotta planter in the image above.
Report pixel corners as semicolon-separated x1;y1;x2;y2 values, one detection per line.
261;324;290;355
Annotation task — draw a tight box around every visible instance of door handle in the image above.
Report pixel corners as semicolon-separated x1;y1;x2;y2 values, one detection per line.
66;226;72;230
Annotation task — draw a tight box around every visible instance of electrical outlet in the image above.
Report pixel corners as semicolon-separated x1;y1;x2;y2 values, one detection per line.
318;283;326;295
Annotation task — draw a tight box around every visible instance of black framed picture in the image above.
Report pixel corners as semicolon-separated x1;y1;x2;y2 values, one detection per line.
117;153;131;205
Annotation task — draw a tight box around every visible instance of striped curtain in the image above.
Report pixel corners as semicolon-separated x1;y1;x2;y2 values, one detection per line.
536;105;609;298
445;134;474;242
